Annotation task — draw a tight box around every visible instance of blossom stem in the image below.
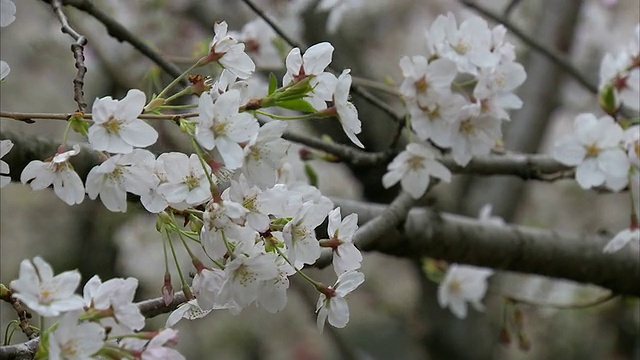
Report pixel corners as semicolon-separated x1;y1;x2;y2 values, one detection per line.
61;121;73;147
164;229;189;291
156;62;200;101
273;246;319;288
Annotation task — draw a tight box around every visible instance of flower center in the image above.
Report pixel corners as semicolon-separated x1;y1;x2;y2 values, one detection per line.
460;119;475;134
585;143;600;157
415;76;429;93
407;155;425;171
103;115;122;133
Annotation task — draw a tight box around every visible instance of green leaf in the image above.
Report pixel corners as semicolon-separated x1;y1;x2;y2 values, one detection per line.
268;73;278;96
68;115;90;137
278;99;317;113
304;162;319;188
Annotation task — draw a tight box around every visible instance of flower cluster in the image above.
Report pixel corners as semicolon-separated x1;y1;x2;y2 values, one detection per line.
9;256;184;359
552;24;640;254
1;23;368;343
384;12;527;198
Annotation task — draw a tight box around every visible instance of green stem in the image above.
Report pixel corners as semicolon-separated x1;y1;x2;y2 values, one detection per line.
274;246;319;287
156;62;200;100
165;229;189;290
61;121;73;147
189;137;218;199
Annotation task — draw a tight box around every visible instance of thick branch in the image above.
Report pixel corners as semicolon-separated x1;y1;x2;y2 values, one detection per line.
333;198;640;297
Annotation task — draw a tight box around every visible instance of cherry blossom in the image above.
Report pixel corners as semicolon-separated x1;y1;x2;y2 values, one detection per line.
192;267;226;311
207;21;256;79
10;256;84;317
437;264;494;319
85;149;158;212
434;13;499;75
156;152;212;206
283;42;335;110
255;259;295;313
282;200;331;267
408;92;466;148
218;243;278;309
326;207;362;275
382;142;451;199
0;139;13;187
195;89;259;170
20;145;84;205
83;275;145;331
49;311;105;360
552;113;630;191
88;89;158;154
331;69;365;148
449;105;503;166
316;270;364;332
398;56;457;106
242;121;290;188
138;329;185;360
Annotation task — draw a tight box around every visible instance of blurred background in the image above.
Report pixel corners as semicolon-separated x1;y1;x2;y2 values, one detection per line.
1;0;639;359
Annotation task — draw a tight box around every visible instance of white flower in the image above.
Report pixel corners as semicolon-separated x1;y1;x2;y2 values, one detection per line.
85;149;158;212
599;52;640;112
200;201;253;259
398;56;458;106
0;0;16;27
408;92;466;147
382;142;451;199
209;21;256;79
243;121;290;189
223;176;271;232
166;299;212;327
256;259;295;313
88;89;158;154
195;89;259;170
473;62;526;121
316;0;364;34
316;270;364;332
552;113;629;191
0;60;9;81
282;200;331;268
192;267;226;311
283;42;335;111
437;264;494;319
218;244;278;309
156;152;212;206
0;139;14;187
603;227;640;253
326;207;362;275
10;256;84;317
139;328;185;360
436;13;499;74
20;145;85;205
449;105;503;166
83;275;145;331
331;69;364;148
49;311;105;360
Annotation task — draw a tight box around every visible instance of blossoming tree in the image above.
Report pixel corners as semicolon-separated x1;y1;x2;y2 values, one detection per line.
0;0;638;359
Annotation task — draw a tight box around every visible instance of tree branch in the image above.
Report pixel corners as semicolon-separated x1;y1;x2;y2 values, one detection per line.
332;198;640;297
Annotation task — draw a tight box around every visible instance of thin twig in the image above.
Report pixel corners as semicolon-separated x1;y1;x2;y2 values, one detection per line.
58;0;187;85
460;0;598;94
0;111;198;122
503;0;524;17
50;0;89;111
